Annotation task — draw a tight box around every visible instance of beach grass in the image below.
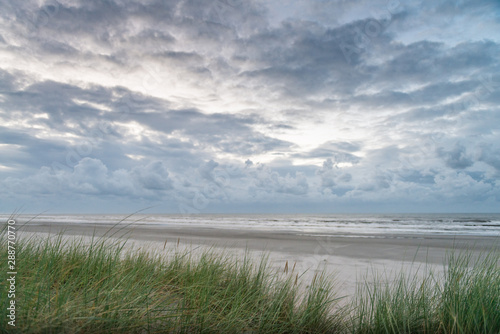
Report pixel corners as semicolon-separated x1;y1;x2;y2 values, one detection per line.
351;249;500;334
0;228;345;333
1;224;499;333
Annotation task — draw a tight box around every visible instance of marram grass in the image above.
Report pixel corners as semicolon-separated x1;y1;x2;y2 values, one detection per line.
1;225;499;334
0;230;345;333
351;249;500;334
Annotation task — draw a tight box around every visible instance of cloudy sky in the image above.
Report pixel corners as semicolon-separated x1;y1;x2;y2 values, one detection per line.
0;0;499;214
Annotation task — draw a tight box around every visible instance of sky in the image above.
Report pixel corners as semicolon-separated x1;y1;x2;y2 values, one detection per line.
0;0;499;214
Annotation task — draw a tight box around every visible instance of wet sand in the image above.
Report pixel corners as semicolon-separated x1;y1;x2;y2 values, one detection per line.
18;221;500;298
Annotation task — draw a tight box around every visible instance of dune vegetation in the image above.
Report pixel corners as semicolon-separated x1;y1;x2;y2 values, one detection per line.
1;224;499;333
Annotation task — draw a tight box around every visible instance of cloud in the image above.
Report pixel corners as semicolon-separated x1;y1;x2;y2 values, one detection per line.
477;143;500;173
1;0;499;212
2;158;174;199
316;158;353;195
294;141;361;162
131;161;173;191
247;163;309;196
438;143;474;170
0;72;293;175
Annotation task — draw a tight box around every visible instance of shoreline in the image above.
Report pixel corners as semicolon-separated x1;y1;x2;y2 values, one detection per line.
18;221;499;299
18;221;500;263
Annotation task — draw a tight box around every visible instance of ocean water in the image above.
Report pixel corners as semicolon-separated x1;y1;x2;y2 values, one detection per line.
3;213;500;238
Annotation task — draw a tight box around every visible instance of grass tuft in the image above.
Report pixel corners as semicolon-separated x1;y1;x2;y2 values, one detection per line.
351;250;500;334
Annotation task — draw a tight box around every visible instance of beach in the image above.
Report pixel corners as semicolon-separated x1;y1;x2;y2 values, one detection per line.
18;218;500;298
6;215;500;332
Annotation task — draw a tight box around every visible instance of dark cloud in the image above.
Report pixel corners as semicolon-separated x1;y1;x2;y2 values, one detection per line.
477;144;500;172
438;144;477;170
238;18;378;98
398;170;435;185
354;80;479;111
368;40;500;90
131;161;173;191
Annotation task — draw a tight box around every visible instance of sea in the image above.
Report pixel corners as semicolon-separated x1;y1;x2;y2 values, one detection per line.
3;213;500;238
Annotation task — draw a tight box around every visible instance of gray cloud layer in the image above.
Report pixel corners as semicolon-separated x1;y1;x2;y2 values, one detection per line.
0;0;499;213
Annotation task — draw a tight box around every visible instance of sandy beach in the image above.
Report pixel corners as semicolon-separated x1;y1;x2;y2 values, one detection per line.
18;220;500;299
